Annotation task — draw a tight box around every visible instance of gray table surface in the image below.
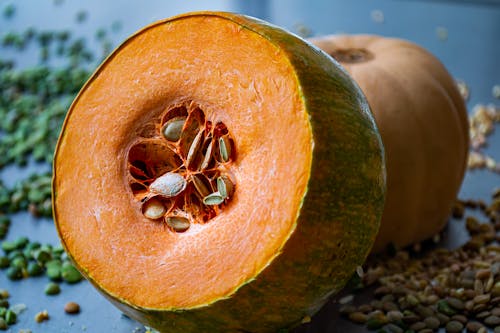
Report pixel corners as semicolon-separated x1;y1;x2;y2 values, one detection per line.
1;0;499;332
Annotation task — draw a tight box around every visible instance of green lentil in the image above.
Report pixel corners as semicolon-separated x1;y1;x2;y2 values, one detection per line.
61;262;82;283
10;256;26;269
44;282;60;295
4;309;16;325
6;266;23;280
46;264;61;281
26;261;43;276
0;317;6;330
0;257;9;268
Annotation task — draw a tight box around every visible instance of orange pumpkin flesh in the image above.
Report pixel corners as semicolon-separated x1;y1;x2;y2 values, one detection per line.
54;13;385;332
310;34;468;252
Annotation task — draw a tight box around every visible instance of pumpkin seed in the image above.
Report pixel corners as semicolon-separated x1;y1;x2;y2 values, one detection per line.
218;135;231;162
149;172;186;198
186;129;205;169
203;192;224;206
191;175;210;198
142;197;166;219
161;117;186;142
165;216;190;232
200;139;214;170
217;176;234;199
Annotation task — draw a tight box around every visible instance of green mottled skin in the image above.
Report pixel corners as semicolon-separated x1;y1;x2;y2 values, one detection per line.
55;12;386;333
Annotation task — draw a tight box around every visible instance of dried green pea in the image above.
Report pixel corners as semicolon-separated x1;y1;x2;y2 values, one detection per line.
6;266;23;280
26;262;43;277
13;236;29;249
46;264;62;281
44;282;60;295
4;310;15;325
0;301;8;309
61;262;82;284
34;249;52;263
1;241;17;253
0;307;6;317
0;317;6;330
10;256;26;269
0;257;9;269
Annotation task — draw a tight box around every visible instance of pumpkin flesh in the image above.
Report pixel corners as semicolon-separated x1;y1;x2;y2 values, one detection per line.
54;13;385;332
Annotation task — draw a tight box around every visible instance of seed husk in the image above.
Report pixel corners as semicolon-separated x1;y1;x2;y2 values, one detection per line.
142;197;166;219
149;172;187;198
217;175;234;199
218;135;232;162
200;139;214;170
64;301;80;314
191;174;211;198
165;216;190;232
161;117;186;142
186;129;204;169
203;192;224;206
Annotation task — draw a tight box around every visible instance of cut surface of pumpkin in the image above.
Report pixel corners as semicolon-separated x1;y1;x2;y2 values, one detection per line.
53;12;385;332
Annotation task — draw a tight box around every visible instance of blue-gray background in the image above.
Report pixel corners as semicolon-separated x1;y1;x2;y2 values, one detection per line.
1;0;499;332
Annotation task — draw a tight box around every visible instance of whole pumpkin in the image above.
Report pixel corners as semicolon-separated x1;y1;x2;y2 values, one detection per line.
53;14;385;332
309;34;468;252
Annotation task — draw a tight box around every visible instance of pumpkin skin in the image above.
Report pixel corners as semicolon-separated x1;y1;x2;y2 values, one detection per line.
309;34;468;253
53;13;385;333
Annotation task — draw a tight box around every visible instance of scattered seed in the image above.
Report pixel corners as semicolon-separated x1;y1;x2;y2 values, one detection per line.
5;309;16;325
446;320;463;333
485;315;500;327
348;311;368;324
44;282;60;295
61;262;83;284
34;310;49;323
64;302;80;314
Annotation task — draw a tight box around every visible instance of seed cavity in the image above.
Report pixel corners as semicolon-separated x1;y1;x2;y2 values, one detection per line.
126;102;236;232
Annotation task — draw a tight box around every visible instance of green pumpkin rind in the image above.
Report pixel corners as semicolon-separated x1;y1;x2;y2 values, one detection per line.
54;11;385;333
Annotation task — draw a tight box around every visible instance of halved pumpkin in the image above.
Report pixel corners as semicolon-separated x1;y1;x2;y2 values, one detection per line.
53;12;385;332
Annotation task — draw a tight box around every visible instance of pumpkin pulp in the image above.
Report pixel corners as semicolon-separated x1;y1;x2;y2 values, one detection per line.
54;15;313;309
